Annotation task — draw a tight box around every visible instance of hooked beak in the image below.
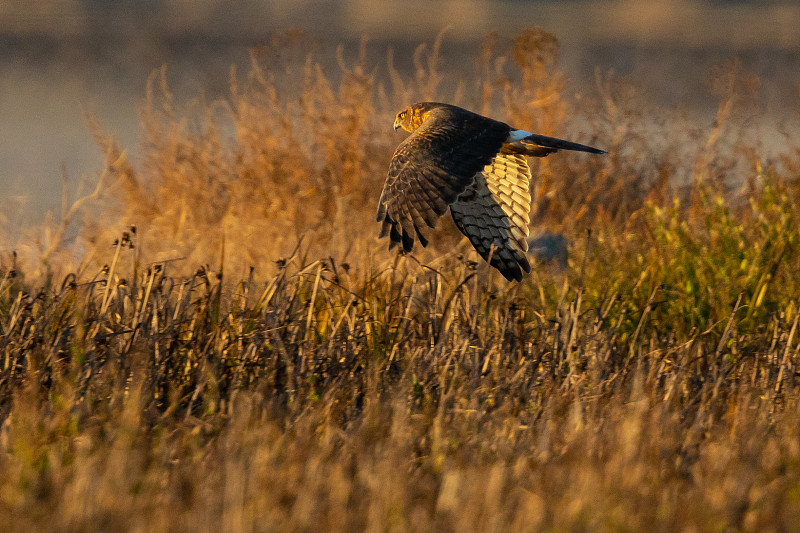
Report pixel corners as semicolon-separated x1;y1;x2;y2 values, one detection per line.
393;117;401;131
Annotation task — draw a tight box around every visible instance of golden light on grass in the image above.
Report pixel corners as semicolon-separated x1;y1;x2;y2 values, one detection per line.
2;28;800;531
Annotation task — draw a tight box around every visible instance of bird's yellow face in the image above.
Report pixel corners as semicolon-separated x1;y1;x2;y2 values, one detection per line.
393;105;428;133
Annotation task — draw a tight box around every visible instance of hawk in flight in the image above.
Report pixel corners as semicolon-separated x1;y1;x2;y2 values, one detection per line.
377;102;606;281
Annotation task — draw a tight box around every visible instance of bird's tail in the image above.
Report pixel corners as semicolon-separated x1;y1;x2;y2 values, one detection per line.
505;131;607;157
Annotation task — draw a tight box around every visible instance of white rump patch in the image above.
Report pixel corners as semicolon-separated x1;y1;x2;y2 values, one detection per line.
507;129;533;142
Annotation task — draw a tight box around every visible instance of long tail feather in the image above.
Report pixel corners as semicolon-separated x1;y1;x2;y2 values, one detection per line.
521;133;607;154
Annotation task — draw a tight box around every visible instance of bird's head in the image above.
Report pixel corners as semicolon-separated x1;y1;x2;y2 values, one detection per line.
393;103;441;133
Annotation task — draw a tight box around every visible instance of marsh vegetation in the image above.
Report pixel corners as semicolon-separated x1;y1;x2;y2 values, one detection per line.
3;29;800;531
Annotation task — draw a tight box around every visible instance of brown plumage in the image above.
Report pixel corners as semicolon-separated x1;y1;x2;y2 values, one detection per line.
377;102;606;281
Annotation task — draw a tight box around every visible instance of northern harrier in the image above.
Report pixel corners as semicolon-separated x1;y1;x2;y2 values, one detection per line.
377;102;606;281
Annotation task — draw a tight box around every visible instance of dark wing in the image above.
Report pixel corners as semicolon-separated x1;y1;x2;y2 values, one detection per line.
377;107;510;252
450;153;532;281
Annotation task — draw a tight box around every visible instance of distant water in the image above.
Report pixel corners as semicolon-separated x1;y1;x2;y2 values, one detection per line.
0;37;254;227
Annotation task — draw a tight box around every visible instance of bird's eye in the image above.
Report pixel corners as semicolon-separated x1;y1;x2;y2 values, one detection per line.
399;112;406;119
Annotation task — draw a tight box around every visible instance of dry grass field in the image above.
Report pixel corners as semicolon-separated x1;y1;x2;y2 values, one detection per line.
3;29;800;531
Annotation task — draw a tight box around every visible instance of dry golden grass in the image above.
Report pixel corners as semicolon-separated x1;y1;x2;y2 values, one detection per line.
3;29;800;531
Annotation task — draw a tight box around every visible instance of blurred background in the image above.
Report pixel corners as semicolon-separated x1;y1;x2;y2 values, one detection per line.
1;0;799;224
